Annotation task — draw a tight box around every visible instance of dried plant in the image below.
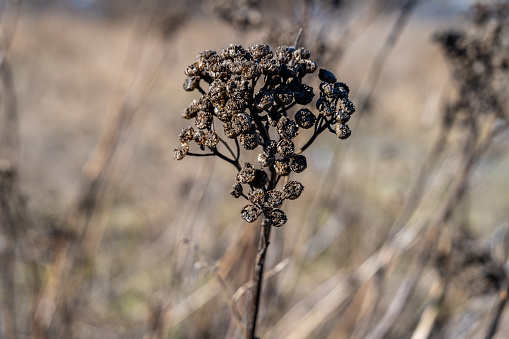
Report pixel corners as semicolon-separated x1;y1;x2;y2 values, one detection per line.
434;2;509;128
174;42;355;337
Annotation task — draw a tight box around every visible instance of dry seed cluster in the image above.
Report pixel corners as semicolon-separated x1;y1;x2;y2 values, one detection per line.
174;43;355;226
435;2;509;123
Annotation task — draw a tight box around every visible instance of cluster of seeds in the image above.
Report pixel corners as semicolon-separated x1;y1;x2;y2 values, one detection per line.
174;43;355;226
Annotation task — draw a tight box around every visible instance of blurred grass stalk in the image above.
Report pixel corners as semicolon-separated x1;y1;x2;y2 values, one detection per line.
23;0;179;337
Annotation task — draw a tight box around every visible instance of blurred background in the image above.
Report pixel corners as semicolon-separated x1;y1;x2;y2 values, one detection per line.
1;0;509;338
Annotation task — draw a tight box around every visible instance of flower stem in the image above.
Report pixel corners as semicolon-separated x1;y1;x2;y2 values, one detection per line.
247;215;272;339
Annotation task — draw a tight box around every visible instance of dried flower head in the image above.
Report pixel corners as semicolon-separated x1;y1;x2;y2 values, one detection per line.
268;208;287;227
283;181;304;200
236;162;256;184
230;182;243;198
174;43;355;226
241;204;262;223
435;2;509;124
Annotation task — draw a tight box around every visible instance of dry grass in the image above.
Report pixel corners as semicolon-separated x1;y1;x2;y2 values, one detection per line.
1;1;509;338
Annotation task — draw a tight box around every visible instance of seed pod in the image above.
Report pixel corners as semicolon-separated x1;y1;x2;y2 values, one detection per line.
283;181;304;200
178;126;195;144
205;130;219;148
197;49;216;63
181;100;200;119
195;111;213;130
229;58;247;75
277;139;295;157
263;140;278;157
316;97;335;116
276;45;294;63
260;59;281;76
277;116;299;139
319;81;335;98
223;121;239;139
232;113;252;134
341;98;356;115
279;64;297;79
225;44;247;59
335;110;350;124
257;152;274;167
289;154;307;173
174;144;189;161
301;59;317;74
230;182;243;198
185;61;204;76
242;60;261;79
264;190;284;208
227;75;250;100
318;68;336;83
251;43;271;60
254;90;274;111
268;208;287;227
206;56;229;79
240;204;261;223
236;163;256;184
240;131;260;150
274;158;291;176
274;85;294;105
225;99;245;115
248;188;265;205
293;47;311;60
333;82;350;99
335;123;352;139
293;84;315;105
295;108;316;129
193;130;206;145
183;76;200;91
198;95;214;112
216;108;233;123
208;79;227;103
251;169;268;189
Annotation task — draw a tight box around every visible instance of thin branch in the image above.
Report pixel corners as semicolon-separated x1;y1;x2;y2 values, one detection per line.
235;137;241;161
212;147;241;171
355;0;420;114
276;101;297;115
187;152;216;157
232;258;290;304
182;238;247;337
197;85;206;95
218;135;238;160
247;216;273;339
292;28;304;48
295;122;330;155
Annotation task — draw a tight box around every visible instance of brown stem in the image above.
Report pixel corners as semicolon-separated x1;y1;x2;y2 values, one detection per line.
0;176;17;339
247;216;272;339
296;121;329;155
247;164;279;338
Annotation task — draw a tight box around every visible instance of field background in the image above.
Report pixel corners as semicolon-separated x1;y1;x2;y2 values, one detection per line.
2;0;509;338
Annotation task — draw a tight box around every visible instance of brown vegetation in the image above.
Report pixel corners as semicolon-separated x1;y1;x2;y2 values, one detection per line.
1;0;509;338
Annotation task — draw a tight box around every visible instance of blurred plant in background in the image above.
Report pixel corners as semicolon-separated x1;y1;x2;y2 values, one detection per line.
1;0;509;339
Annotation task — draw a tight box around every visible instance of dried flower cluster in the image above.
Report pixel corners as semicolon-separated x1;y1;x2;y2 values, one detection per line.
206;0;263;32
435;2;509;125
174;43;354;226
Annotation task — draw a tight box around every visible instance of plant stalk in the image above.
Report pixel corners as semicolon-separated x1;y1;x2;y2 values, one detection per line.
247;214;272;339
